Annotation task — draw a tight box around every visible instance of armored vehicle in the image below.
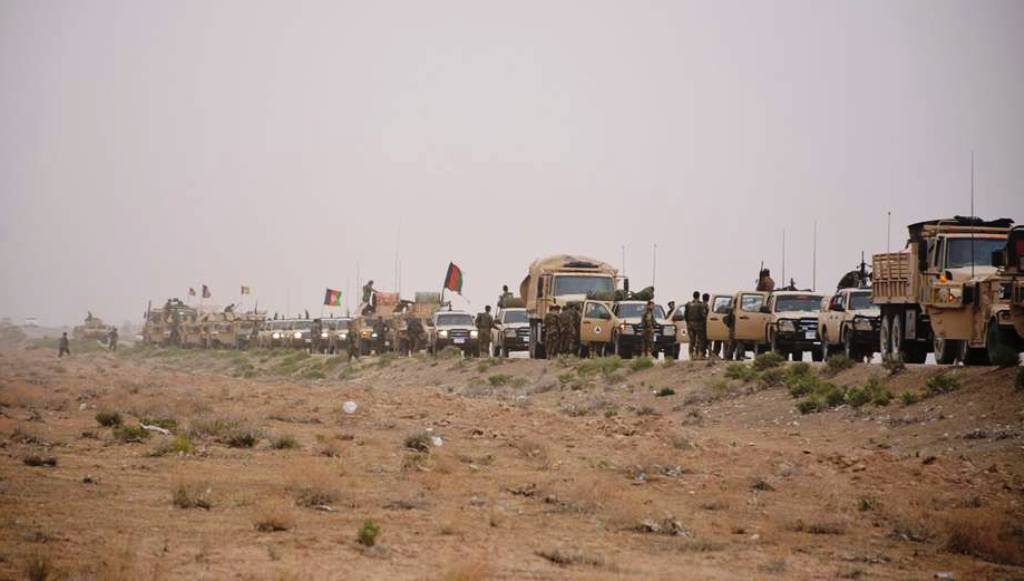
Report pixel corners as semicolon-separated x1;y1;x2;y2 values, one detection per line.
72;313;110;342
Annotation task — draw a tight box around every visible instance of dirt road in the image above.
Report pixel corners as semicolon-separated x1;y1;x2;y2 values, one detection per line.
1;343;1022;580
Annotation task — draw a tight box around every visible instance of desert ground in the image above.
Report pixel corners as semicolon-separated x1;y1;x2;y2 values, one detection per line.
1;338;1022;580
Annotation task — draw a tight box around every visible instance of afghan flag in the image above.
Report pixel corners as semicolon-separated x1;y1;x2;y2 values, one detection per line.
443;262;463;293
324;288;343;306
202;284;211;298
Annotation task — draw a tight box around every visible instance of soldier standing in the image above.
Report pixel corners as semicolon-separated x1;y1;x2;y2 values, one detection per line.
107;327;119;352
361;280;377;315
544;305;562;357
757;269;776;292
701;293;711;358
685;291;708;359
640;300;657;358
475;306;496;358
558;304;578;357
406;315;424;355
498;285;514;308
58;332;70;357
310;318;323;354
347;322;360;362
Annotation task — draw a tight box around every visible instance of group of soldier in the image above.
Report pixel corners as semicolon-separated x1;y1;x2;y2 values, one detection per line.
542;303;583;357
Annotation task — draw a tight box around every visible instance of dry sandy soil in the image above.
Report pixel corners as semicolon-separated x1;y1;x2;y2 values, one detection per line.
1;340;1022;580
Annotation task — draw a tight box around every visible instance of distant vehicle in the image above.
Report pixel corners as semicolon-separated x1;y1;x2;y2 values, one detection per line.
873;216;1013;364
610;301;676;359
427;310;479;356
73;313;110;342
520;255;620;359
323;318;352;354
819;288;879;362
766;291;825;361
493;307;530;357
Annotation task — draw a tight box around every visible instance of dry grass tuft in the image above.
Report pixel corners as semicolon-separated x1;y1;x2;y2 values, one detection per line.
944;517;1024;566
254;505;296;532
288;462;341;508
172;482;212;510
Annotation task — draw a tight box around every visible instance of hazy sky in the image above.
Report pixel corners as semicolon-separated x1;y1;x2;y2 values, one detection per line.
2;0;1022;327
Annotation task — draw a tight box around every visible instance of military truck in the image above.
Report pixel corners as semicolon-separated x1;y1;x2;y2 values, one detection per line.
322;318;353;354
990;225;1024;355
427;310;479;356
609;301;676;359
142;299;197;346
818;288;879;362
520;255;620;359
73;313;110;342
872;217;1013;364
493;306;530;357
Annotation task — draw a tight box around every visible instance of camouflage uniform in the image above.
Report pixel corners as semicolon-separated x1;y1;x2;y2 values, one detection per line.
310;319;323;353
543;310;561;357
686;299;708;359
558;306;578;356
475;310;495;357
406;316;424;354
347;323;360;362
640;305;657;357
107;328;118;352
757;275;775;292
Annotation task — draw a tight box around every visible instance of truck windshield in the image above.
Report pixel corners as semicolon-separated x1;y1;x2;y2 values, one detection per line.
946;238;1005;269
323;320;350;330
774;295;823;313
553;275;613;296
437;314;474;326
293;321;313;330
617;304;666;319
849;292;873;310
502;310;528;324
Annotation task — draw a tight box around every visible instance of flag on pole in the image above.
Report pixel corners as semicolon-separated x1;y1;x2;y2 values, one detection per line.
188;287;196;297
324;288;342;306
443;262;464;293
202;284;211;298
241;285;251;295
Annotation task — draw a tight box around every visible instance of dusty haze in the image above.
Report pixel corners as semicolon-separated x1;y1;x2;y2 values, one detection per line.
1;0;1022;327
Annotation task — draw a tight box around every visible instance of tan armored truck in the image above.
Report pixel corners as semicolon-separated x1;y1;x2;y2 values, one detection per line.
519;255;620;359
73;312;110;342
724;291;770;360
142;299;197;346
610;301;677;359
872;217;1013;364
991;225;1024;354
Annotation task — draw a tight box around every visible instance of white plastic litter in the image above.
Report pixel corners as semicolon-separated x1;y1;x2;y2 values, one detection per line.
430;436;444;447
342;401;358;414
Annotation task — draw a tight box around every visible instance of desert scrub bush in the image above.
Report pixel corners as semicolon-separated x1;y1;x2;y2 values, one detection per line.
899;391;921;406
95;410;122;427
23;552;53;581
990;345;1021;369
254;506;294;532
270;434;299;450
172;482;212;509
150;435;196;456
139;416;177;430
294;482;338;507
655;387;676;397
404;431;432;453
487;373;513;387
357;520;381;546
926;373;960;396
557;371;576;386
752;352;785;371
758;367;785;389
437;346;463;359
823;354;855;376
844;386;871;408
882;357;905;375
630;356;655;372
794;378;845;414
797;396;825;415
725;363;758;382
865;375;892;406
944;518;1024;566
575;356;623;378
113;425;150;443
188;417;262;447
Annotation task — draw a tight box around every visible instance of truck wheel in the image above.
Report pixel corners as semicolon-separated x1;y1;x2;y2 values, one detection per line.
960;341;989;366
615;338;633;359
810;348;823;362
769;331;786;358
933;336;960;365
792;350;804;362
985;321;1015;364
843;330;861;362
879;314;894;362
891;313;908;363
529;322;547;359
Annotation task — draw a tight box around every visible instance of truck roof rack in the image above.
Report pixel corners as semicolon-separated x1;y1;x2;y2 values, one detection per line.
907;216;1014;241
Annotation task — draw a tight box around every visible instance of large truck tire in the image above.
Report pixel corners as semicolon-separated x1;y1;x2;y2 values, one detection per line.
529;322;547;360
933;336;960;365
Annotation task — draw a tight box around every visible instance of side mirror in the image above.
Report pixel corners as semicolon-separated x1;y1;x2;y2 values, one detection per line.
992;250;1006;268
759;305;771;314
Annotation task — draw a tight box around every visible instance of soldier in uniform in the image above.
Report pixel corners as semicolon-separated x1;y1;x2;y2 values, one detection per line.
58;332;71;358
544;305;561;357
640;301;657;358
310;318;323;353
408;315;425;354
475;306;496;357
701;293;712;358
107;327;119;352
361;280;377;315
347;321;360;362
498;285;514;308
685;291;708;359
757;269;776;292
558;303;579;357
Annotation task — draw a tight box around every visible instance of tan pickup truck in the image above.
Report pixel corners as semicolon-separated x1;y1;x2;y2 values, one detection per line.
818;288;879;362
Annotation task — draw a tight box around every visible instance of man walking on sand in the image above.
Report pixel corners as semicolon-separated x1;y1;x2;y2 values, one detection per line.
58;332;70;357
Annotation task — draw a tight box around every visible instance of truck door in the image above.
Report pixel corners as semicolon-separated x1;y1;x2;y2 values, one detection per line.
735;292;769;342
707;295;732;342
580;301;613;344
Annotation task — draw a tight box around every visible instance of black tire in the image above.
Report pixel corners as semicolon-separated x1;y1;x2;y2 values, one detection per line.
843;329;860;362
529;322;547;360
933;335;960;365
985;320;1015;364
961;341;989;366
770;331;786;358
792;350;804;362
666;345;679;360
891;312;906;363
811;348;823;362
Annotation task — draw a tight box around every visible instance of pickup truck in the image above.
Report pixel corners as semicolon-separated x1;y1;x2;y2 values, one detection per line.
818;288;879;362
493;307;530;357
610;301;676;359
428;310;479;356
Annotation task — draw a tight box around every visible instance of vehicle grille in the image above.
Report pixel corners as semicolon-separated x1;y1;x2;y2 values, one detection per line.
797;319;818;336
516;328;530;338
448;329;470;338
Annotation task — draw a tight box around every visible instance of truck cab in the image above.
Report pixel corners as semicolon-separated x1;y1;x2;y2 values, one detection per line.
428;310;479;356
819;288;879;362
493;307;530;357
610;301;676;359
766;291;826;361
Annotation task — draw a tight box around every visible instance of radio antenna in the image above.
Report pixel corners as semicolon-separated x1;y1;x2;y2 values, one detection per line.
970;151;976;279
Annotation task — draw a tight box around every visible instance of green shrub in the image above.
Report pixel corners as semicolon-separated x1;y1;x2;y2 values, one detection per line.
655;387;676;397
270;434;299;450
864;375;892;406
798;396;825;414
989;345;1021;369
786;374;819;398
404;431;432;453
358;520;381;546
226;428;261;448
576;356;623;377
725;363;758;382
758;368;785;388
845;387;870;408
95;410;122;427
557;372;576;385
487;373;513;387
788;362;812;378
753;352;785;371
113;425;149;443
899;391;920;406
926;373;960;396
630;356;655;372
824;354;854;376
882;358;905;376
823;384;846;407
149;435;195;457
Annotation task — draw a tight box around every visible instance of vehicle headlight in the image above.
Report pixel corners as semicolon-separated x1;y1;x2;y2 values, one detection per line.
778;320;796;332
371;333;378;338
504;328;517;337
294;331;302;339
620;323;634;335
321;332;329;338
339;332;347;340
853;318;874;331
439;330;448;338
470;330;479;339
272;332;281;339
663;325;675;335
